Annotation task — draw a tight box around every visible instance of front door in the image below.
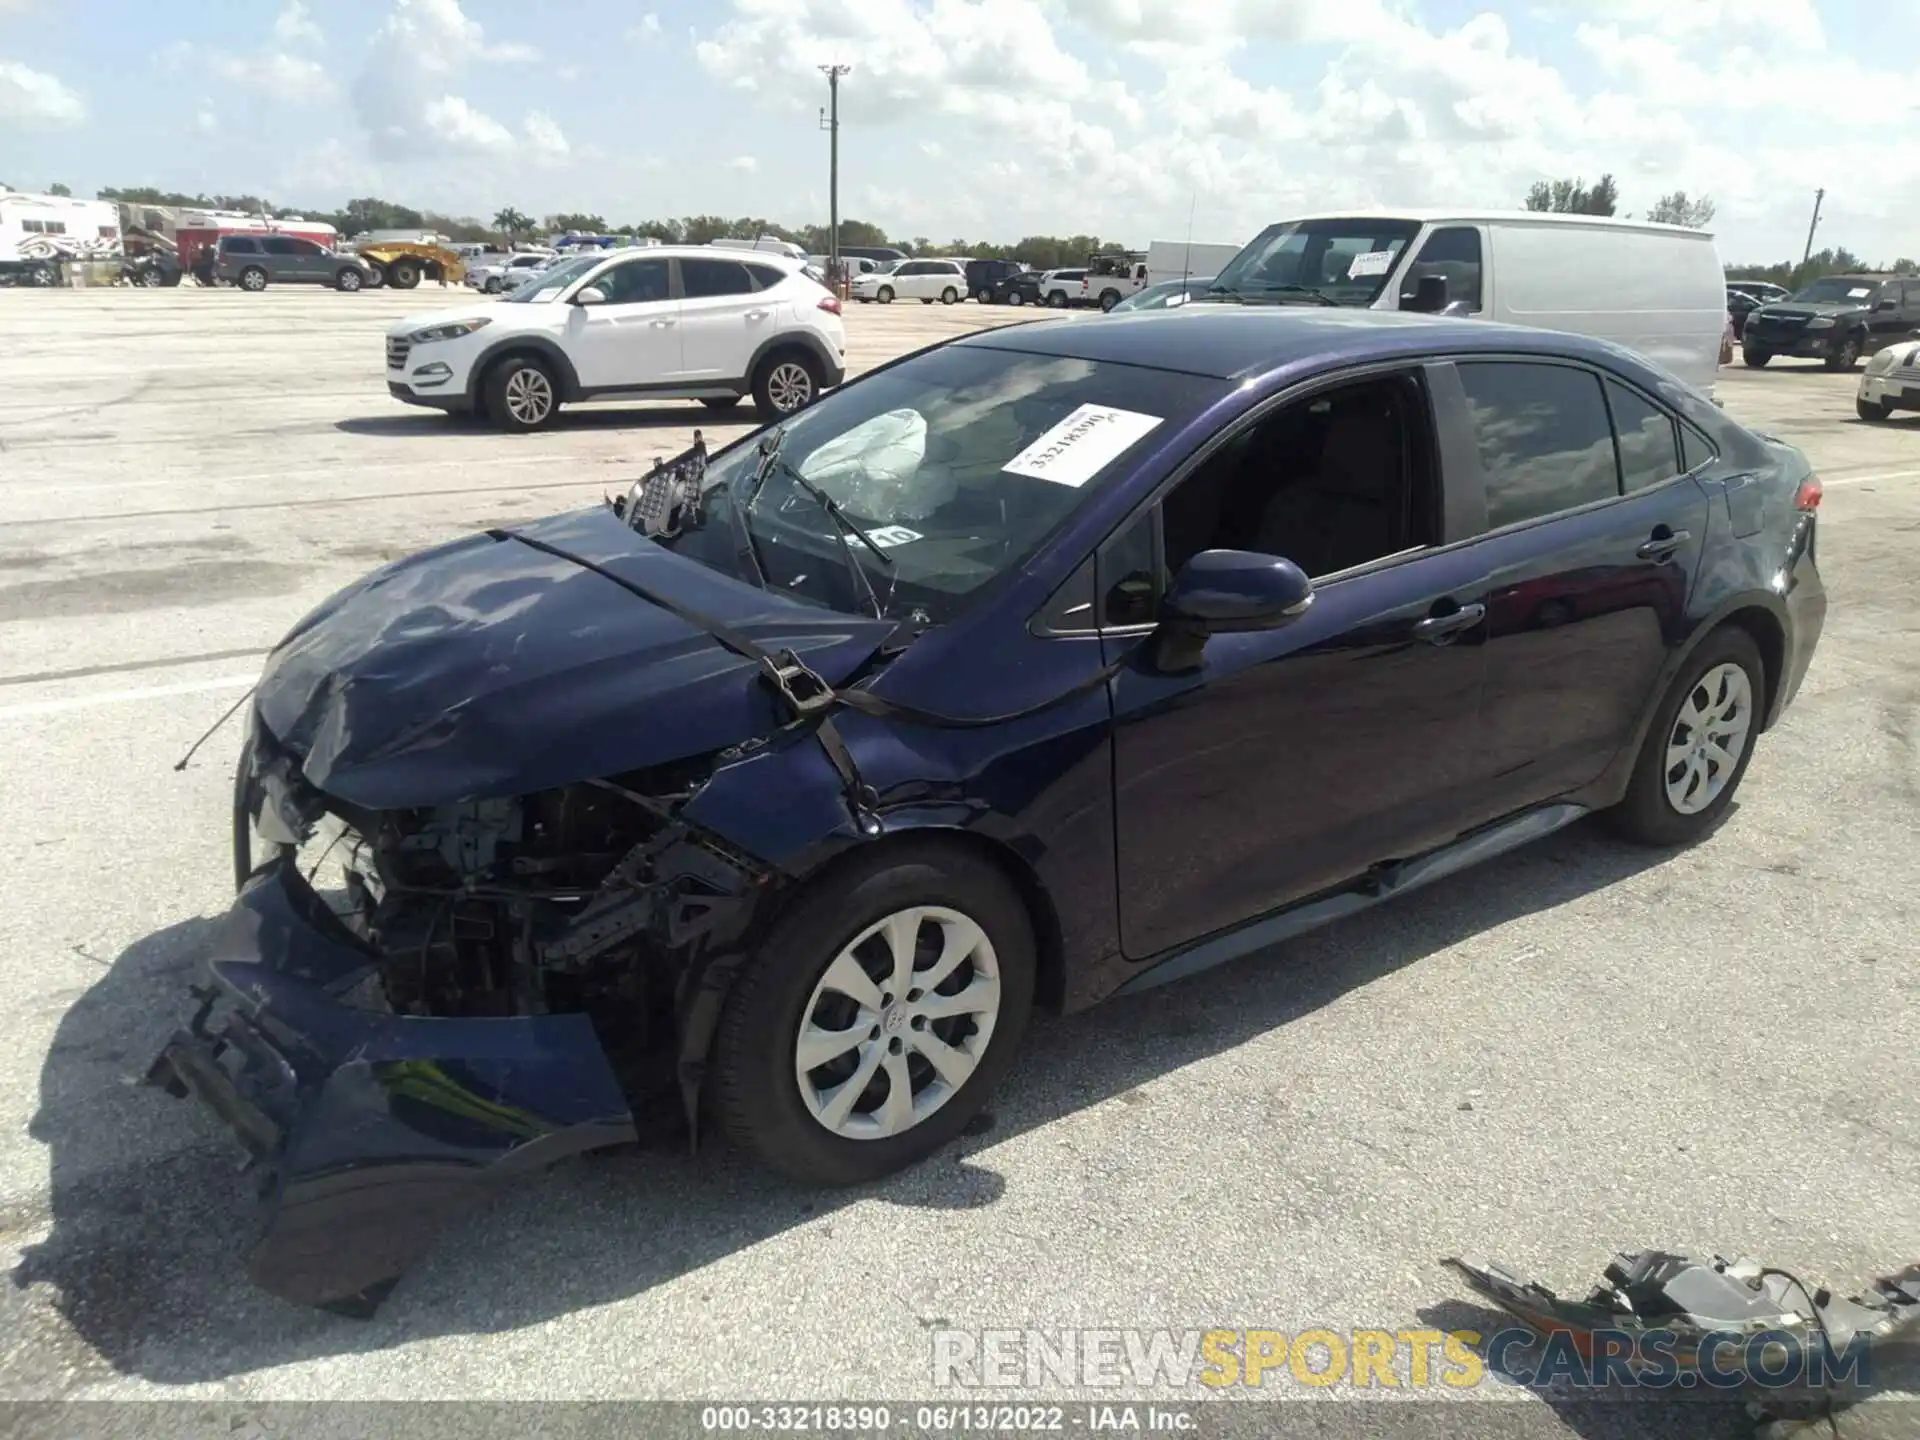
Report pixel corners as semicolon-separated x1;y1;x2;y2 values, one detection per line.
1107;370;1492;960
677;257;779;382
565;256;679;390
1448;360;1710;817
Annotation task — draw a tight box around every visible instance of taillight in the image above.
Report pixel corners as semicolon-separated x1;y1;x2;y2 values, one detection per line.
1794;476;1822;512
817;295;842;316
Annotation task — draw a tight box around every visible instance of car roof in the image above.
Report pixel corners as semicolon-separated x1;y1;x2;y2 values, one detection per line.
1260;207;1715;240
955;306;1644;382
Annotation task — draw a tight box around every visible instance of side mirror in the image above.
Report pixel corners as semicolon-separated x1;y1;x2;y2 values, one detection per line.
1402;273;1450;313
1154;550;1312;671
575;286;608;306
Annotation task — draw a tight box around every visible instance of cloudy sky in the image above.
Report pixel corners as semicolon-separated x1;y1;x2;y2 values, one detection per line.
1;0;1914;264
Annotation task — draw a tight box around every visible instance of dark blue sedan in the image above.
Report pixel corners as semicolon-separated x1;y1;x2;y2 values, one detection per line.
149;308;1826;1313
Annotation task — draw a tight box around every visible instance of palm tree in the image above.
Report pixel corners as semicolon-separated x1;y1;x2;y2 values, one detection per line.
492;206;533;242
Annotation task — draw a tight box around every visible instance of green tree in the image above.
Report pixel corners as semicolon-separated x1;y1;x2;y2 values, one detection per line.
492;207;534;239
49;182;71;197
549;212;608;233
1524;175;1618;216
1645;191;1715;228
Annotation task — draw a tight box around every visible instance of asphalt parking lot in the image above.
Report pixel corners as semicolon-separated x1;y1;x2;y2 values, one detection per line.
0;286;1915;1423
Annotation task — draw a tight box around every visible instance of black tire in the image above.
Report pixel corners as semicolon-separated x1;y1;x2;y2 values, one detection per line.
1742;347;1771;368
1602;626;1765;847
1009;291;1026;307
483;353;560;432
712;841;1037;1185
1046;290;1067;309
876;285;894;304
1825;334;1863;372
1098;290;1122;312
389;260;422;290
700;396;743;411
335;267;364;292
920;297;934;305
139;268;165;288
238;265;268;292
941;287;959;305
752;348;825;423
975;288;992;303
484;276;504;294
1856;397;1894;422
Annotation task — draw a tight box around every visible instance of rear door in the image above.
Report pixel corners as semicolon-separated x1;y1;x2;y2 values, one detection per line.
1446;358;1711;817
676;256;777;382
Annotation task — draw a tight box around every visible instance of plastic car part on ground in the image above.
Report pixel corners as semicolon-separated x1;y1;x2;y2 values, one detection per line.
1444;1250;1920;1436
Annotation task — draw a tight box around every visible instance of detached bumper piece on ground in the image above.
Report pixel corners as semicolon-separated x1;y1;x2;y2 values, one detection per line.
1445;1251;1920;1437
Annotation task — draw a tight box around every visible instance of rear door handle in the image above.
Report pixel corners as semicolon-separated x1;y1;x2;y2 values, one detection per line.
1412;603;1486;643
1636;528;1690;560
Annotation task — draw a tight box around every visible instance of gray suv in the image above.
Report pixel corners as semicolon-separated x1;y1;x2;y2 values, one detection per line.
218;234;377;293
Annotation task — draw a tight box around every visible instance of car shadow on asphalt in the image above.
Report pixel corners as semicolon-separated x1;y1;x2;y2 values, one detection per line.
334;406;741;438
14;817;1677;1387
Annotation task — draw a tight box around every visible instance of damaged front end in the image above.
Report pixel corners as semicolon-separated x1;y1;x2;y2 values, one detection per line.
148;706;775;1315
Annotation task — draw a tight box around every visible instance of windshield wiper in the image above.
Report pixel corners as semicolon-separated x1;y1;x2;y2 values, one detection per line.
1235;285;1341;307
725;428;786;589
769;457;897;620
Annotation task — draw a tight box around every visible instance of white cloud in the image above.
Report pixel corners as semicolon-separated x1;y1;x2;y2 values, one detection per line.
273;1;324;48
194;100;216;134
726;155;759;173
0;58;85;125
422;94;514;150
207;49;335;101
353;0;548;159
628;12;662;43
524;110;570;158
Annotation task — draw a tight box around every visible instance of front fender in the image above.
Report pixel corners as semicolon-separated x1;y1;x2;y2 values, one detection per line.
463;334;585;404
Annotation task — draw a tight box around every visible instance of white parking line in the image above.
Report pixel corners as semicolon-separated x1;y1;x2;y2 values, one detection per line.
0;672;256;721
1825;468;1920;488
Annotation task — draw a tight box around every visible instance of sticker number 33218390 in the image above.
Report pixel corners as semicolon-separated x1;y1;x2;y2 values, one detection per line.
1001;404;1165;487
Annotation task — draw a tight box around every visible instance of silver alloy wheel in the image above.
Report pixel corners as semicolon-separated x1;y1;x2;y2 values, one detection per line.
766;361;812;412
793;905;1002;1141
241;268;266;291
1664;661;1753;815
339;268;362;291
503;366;554;425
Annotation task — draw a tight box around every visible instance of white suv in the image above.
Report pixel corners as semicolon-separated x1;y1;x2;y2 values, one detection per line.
850;257;969;305
386;247;849;432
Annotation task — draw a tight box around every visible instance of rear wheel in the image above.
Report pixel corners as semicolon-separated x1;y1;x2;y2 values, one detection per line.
1099;289;1122;312
974;288;992;303
1047;290;1067;309
238;266;268;292
1742;347;1771;368
753;349;824;423
483;354;560;432
712;842;1036;1185
1825;334;1863;372
1857;397;1895;422
941;287;959;305
1603;626;1764;847
388;260;422;290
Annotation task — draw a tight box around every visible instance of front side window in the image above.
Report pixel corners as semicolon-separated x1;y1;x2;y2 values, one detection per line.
501;254;599;301
261;237;299;255
1206;217;1423;306
592;257;670;304
658;346;1225;624
1789;276;1882;305
1402;226;1483;310
1457;362;1618;529
1606;380;1680;492
223;236;259;254
681;258;756;298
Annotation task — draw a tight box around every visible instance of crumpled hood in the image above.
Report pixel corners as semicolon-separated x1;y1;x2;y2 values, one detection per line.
256;506;896;809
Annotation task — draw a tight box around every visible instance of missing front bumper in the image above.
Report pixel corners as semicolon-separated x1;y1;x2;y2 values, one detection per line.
146;856;638;1315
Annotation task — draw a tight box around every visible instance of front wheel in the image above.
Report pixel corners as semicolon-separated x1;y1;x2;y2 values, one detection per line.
753;349;824;422
1857;397;1895;422
484;354;560;432
335;267;364;292
1742;347;1771;368
712;842;1036;1185
1009;291;1027;307
484;276;504;294
1825;334;1863;372
1098;290;1121;312
875;286;894;304
1046;291;1067;309
139;267;165;288
1602;626;1764;847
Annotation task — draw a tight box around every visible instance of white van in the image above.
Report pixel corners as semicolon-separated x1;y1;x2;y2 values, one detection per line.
707;236;809;262
1146;238;1243;288
1205;210;1728;394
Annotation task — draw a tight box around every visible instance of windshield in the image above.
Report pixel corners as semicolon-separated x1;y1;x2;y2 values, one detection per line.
1205;217;1422;305
500;254;599;301
1789;277;1883;304
659;346;1224;625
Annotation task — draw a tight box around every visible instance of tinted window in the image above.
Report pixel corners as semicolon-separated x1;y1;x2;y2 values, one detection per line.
1403;226;1482;309
1680;423;1715;473
745;263;786;290
681;259;755;298
222;236;259;253
1102;511;1157;627
594;257;670;304
1606;380;1679;492
261;237;300;255
1458;363;1618;528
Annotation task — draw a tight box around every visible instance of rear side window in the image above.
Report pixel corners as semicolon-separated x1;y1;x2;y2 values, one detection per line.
744;263;786;290
1605;380;1680;492
681;258;755;298
1680;423;1716;473
1457;362;1619;528
1403;226;1482;309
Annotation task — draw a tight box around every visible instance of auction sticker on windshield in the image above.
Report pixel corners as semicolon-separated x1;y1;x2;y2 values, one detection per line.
1347;250;1396;278
1002;405;1163;488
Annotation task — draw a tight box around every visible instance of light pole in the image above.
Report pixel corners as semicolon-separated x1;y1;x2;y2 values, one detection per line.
818;64;850;289
1802;187;1824;265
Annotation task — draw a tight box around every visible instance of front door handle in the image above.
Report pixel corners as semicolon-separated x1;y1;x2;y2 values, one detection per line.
744;308;770;320
1636;527;1690;561
1412;602;1486;644
649;318;676;329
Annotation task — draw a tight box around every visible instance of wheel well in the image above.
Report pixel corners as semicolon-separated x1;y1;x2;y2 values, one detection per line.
476;344;573;401
1722;607;1784;726
753;341;823;385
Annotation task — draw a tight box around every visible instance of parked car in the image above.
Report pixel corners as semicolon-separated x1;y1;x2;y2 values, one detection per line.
1740;274;1920;371
850;257;970;305
468;250;556;294
1725;287;1765;339
1204;210;1729;394
152;306;1824;1314
1857;337;1920;422
1038;267;1086;307
1081;252;1150;310
989;270;1045;306
1109;275;1215;312
1726;280;1790;305
384;246;847;430
965;258;1026;302
216;233;379;292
